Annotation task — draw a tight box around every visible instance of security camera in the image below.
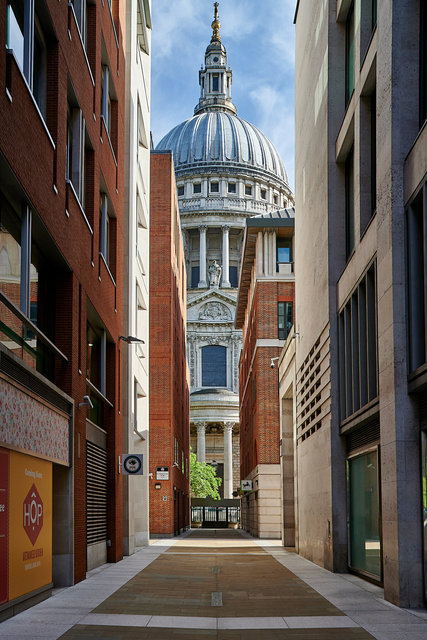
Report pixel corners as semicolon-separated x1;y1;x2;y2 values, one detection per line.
270;360;275;368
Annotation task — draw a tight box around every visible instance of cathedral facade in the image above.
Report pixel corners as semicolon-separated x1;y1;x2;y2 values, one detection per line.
156;4;293;500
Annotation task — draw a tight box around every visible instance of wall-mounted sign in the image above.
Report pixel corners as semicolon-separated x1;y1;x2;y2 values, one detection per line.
9;451;52;601
156;466;169;481
122;454;143;475
241;480;253;491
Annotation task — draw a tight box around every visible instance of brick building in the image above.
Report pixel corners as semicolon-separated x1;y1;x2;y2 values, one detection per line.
235;209;295;538
149;151;190;537
0;0;126;615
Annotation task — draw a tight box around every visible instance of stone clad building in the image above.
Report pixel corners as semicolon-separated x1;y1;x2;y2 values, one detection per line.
294;0;427;607
156;4;293;499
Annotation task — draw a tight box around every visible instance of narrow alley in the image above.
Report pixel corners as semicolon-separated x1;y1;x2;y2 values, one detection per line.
0;530;425;640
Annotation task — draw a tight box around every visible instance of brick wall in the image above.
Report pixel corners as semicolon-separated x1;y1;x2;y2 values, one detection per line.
239;280;295;479
149;153;190;535
0;0;126;582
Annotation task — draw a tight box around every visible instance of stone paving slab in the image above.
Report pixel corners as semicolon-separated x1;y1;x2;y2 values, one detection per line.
58;625;377;639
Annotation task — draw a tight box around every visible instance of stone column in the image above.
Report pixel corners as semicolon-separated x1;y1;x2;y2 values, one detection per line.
195;421;207;462
199;225;207;287
223;422;234;498
222;225;230;287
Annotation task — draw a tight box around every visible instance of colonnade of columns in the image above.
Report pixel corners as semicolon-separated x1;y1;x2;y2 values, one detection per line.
198;224;231;288
194;421;235;498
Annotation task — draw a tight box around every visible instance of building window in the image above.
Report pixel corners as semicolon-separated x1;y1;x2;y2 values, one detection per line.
229;265;238;288
345;3;355;106
101;66;112;137
136;0;150;54
277;239;292;267
228;183;236;193
191;266;200;288
260;189;267;200
339;262;378;420
99;193;116;275
7;1;48;119
212;74;219;92
278;302;293;340
202;345;226;387
210;182;219;193
177;185;184;197
345;148;355;259
273;194;278;205
245;185;252;196
70;0;87;47
193;183;201;194
421;0;427;126
360;90;376;233
407;187;426;372
347;449;381;580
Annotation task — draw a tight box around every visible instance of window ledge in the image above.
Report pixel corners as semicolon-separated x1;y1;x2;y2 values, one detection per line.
66;180;93;234
340;397;380;434
99;252;116;287
86;377;113;408
101;116;118;166
408;363;427;394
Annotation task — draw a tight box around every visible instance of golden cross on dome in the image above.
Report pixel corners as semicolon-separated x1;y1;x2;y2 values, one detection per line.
211;2;221;42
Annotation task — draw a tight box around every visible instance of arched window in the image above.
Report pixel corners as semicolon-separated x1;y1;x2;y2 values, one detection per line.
202;345;226;387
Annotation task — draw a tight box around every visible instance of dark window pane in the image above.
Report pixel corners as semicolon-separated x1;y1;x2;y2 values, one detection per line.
177;186;184;196
278;302;293;340
191;266;200;288
212;75;219;91
202;345;226;387
229;266;238;288
193;183;201;194
210;182;219;193
228;183;236;193
346;149;354;258
346;4;355;105
421;0;427;126
245;185;252;196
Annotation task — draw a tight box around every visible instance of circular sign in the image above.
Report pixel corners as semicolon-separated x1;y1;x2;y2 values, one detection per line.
123;455;142;474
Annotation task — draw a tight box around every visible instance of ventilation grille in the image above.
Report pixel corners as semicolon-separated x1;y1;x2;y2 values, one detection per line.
0;350;71;414
296;327;330;444
346;420;380;454
86;441;107;545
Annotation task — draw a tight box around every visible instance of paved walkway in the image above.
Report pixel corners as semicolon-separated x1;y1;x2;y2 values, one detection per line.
1;529;426;639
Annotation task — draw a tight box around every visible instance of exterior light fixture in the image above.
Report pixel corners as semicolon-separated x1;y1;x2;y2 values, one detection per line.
79;395;94;409
119;335;145;344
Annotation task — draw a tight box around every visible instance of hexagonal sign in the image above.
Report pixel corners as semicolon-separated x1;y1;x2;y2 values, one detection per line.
23;483;43;546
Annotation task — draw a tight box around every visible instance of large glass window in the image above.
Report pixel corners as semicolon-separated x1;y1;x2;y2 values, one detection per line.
345;148;355;258
407;189;426;372
7;1;48;118
202;345;226;387
339;262;378;420
347;449;381;580
345;3;355;106
191;266;199;289
277;238;292;268
278;302;293;340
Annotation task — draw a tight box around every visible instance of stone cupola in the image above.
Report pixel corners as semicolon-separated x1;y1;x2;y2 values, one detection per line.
194;3;237;116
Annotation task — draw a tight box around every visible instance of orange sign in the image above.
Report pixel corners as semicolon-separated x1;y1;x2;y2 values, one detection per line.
8;451;52;600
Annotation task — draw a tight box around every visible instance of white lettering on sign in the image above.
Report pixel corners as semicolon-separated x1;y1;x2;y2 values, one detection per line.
24;469;43;480
23;499;43;527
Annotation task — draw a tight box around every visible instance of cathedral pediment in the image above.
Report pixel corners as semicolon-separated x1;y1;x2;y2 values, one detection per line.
187;289;236;324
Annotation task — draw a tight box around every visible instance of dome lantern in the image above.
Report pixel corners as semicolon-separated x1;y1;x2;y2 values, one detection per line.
194;3;236;116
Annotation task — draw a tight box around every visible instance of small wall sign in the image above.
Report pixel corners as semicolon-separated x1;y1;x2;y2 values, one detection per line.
156;466;169;480
241;480;253;491
122;454;143;475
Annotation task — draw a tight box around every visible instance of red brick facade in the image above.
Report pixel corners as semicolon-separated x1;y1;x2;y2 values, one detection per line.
0;0;126;583
149;152;190;536
239;281;295;479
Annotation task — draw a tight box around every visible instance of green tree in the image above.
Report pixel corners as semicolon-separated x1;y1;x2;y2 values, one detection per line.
190;451;222;499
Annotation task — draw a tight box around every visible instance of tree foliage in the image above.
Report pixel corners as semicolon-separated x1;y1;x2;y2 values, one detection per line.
190;451;222;499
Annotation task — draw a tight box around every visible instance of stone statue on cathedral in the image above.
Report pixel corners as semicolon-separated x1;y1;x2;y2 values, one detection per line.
208;260;222;288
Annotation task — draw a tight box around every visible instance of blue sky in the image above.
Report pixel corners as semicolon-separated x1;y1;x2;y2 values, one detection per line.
150;1;296;191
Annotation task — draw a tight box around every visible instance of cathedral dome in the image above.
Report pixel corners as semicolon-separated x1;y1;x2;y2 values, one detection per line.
156;111;289;188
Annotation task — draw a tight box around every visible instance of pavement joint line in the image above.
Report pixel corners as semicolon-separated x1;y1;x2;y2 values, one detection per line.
75;613;361;629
